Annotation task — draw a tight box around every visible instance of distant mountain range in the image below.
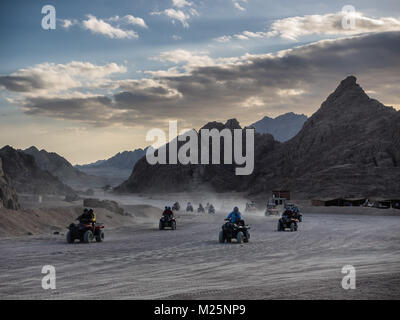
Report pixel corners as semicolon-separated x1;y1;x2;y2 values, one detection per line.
116;76;400;198
76;148;147;170
250;112;307;142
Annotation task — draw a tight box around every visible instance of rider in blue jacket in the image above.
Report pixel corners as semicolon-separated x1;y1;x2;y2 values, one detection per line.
226;207;242;224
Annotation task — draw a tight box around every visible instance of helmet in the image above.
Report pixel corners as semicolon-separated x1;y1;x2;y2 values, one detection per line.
84;208;89;213
165;206;168;210
233;206;239;213
88;209;94;214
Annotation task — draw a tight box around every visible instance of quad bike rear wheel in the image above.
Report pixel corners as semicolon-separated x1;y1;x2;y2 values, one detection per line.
159;221;164;230
83;230;93;243
66;231;74;243
219;231;225;243
96;230;104;242
277;221;283;231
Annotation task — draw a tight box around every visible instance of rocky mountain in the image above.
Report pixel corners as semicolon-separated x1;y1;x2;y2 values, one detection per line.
116;119;278;193
250;112;307;142
249;76;400;198
75;148;148;186
0;157;20;210
0;146;76;196
76;148;147;170
116;76;400;199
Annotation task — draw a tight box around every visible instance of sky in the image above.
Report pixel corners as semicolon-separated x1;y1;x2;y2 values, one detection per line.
0;0;400;164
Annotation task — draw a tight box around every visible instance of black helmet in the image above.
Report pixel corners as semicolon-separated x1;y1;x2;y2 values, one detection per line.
233;206;239;213
84;208;89;213
88;209;94;214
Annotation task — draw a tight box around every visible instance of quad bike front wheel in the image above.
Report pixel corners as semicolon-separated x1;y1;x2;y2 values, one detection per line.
171;221;177;230
83;230;94;243
96;230;104;242
237;231;244;244
290;223;295;232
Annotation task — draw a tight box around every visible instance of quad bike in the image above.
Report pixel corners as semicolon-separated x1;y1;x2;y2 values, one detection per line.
186;203;194;212
66;222;104;243
197;205;205;213
159;215;177;230
208;205;216;214
245;202;257;212
172;202;180;211
219;219;250;244
277;215;299;232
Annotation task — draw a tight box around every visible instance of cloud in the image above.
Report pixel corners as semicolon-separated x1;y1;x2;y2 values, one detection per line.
2;32;400;128
60;19;79;29
151;0;198;28
233;0;247;12
0;61;126;97
216;11;400;41
108;15;148;28
172;0;192;8
82;15;138;39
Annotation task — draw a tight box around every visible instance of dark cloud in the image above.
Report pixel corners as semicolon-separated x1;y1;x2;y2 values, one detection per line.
3;32;400;128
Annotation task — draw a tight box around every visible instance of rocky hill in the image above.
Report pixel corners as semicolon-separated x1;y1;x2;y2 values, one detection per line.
115;76;400;198
0;157;20;210
116;119;278;193
22;146;106;189
249;76;400;198
0;146;76;196
250;112;307;142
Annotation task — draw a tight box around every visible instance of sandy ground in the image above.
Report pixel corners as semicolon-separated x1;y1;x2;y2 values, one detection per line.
0;193;399;300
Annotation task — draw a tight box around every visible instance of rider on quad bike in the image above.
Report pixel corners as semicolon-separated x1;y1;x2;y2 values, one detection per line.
208;204;216;214
198;203;205;213
159;206;176;230
67;208;104;243
186;202;194;212
277;209;299;232
172;202;180;211
219;207;250;243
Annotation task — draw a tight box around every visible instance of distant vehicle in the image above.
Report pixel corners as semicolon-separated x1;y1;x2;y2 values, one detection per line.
159;215;177;230
208;204;216;214
277;212;299;232
66;222;104;243
245;201;257;212
186;202;194;212
198;204;205;213
265;196;287;216
172;202;180;211
219;219;250;243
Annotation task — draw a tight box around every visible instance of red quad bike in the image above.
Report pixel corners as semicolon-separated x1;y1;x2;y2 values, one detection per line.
66;222;104;243
159;215;177;230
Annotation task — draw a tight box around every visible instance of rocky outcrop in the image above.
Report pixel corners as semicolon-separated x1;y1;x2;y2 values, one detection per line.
0;146;76;196
0;158;20;210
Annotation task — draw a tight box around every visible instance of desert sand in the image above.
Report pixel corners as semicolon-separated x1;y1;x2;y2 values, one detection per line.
0;193;399;300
